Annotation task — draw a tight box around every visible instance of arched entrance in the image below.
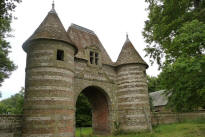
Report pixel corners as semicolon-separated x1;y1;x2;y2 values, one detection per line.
76;86;111;135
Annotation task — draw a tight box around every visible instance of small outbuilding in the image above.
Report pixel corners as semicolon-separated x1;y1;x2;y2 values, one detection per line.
149;90;170;112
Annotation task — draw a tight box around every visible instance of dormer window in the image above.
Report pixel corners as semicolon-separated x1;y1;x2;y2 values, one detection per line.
90;51;99;65
90;51;94;64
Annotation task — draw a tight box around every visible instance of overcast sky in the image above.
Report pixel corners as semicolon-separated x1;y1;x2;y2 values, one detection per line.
0;0;159;100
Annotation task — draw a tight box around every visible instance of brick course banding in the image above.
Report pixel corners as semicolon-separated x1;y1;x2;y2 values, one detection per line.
22;39;75;137
19;6;151;137
117;64;151;132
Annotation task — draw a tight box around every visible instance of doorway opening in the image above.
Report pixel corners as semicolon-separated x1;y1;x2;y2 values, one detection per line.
76;86;111;135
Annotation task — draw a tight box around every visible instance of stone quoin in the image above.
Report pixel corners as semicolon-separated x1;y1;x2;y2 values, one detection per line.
21;3;152;137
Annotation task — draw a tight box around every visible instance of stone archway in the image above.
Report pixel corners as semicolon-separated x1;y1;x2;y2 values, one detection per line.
76;86;111;135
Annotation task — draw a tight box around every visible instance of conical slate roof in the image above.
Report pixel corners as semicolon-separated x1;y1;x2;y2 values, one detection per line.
22;7;75;52
116;35;148;67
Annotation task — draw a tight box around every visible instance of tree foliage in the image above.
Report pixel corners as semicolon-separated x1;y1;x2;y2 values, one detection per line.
76;93;92;127
0;0;21;86
160;20;205;111
0;87;24;114
144;0;205;112
143;0;205;67
160;56;205;112
147;75;164;93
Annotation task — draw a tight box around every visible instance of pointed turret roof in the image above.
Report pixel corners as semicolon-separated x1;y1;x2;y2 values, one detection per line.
116;35;148;67
23;4;75;52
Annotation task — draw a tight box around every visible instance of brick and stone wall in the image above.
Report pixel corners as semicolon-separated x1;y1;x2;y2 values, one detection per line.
0;115;22;137
102;64;117;82
22;40;76;136
151;111;205;126
117;64;152;132
73;73;118;134
74;58;118;135
0;111;205;136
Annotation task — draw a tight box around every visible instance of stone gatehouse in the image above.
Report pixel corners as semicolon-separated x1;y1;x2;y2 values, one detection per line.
21;4;151;137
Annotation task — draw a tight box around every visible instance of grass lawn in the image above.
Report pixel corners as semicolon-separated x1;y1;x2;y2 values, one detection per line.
76;127;92;137
76;119;205;137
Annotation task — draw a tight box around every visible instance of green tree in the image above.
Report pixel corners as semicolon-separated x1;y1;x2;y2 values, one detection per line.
76;93;92;127
0;87;24;114
160;56;205;112
168;20;205;59
147;75;164;93
161;20;205;111
143;0;205;112
0;0;21;86
143;0;205;67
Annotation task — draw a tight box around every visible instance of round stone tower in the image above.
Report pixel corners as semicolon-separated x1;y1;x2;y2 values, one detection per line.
22;5;77;137
116;35;152;132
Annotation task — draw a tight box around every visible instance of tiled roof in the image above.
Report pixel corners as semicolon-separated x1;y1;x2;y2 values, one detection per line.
116;36;148;67
67;24;113;65
70;24;95;35
149;90;169;107
23;9;75;51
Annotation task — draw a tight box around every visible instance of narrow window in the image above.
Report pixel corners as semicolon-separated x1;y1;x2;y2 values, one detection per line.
90;51;94;64
57;50;64;61
95;53;99;65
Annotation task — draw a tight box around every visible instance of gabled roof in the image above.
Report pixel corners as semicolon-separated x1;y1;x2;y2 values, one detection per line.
116;35;148;67
22;7;75;52
149;90;169;107
67;24;113;65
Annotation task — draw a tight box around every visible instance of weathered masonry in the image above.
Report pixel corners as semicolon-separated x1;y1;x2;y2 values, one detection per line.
21;4;151;137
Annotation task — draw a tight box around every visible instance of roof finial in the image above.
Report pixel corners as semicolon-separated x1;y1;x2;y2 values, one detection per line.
125;33;130;43
50;0;56;13
52;0;55;10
